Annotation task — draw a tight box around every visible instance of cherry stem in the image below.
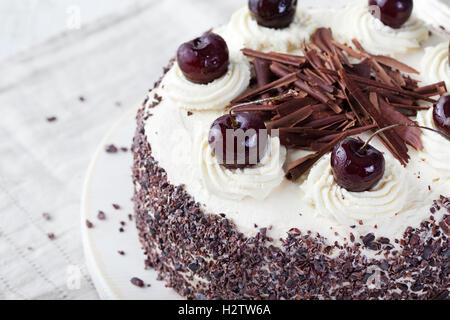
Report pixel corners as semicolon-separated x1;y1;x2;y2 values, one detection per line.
360;124;450;151
227;90;297;129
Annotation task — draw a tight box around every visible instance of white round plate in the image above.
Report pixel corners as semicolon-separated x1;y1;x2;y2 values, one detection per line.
81;107;183;300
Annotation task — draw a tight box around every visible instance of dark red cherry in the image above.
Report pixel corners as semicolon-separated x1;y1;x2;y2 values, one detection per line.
177;33;229;84
208;113;268;169
433;94;450;136
249;0;298;29
331;138;386;192
368;0;413;29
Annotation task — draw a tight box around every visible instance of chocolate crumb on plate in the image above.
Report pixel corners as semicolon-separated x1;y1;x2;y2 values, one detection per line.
86;220;94;229
42;213;51;221
46;117;57;122
130;277;145;288
97;211;106;220
47;233;55;240
112;203;121;210
105;144;118;153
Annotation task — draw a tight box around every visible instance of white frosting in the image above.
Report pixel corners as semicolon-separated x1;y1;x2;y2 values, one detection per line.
417;108;450;178
421;42;450;89
415;0;450;34
142;4;450;251
311;1;429;56
200;135;287;200
164;55;251;111
222;6;318;53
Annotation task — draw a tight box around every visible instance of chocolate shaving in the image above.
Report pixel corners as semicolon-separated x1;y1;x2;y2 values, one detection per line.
390;103;428;111
276;97;317;117
372;55;419;74
253;59;272;88
414;81;448;96
253;59;273;101
232;104;278;113
314;124;377;144
350;74;438;103
270;63;342;113
339;69;410;165
279;127;340;150
268;107;313;129
378;99;423;151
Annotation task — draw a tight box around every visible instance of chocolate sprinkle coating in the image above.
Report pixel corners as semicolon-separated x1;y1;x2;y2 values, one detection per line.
131;63;449;300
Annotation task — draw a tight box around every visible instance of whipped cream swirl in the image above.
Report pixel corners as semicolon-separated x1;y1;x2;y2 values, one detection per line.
302;154;409;227
164;56;251;111
223;7;318;53
320;1;429;56
421;42;450;89
417;108;450;177
200;135;287;200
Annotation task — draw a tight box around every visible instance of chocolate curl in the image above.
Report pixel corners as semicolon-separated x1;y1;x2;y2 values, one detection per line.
242;48;306;67
339;69;410;166
270;62;342;113
232;72;297;104
286;132;349;181
378;98;423;151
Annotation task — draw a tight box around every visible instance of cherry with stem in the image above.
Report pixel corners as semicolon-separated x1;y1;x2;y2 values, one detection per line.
332;123;450;192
